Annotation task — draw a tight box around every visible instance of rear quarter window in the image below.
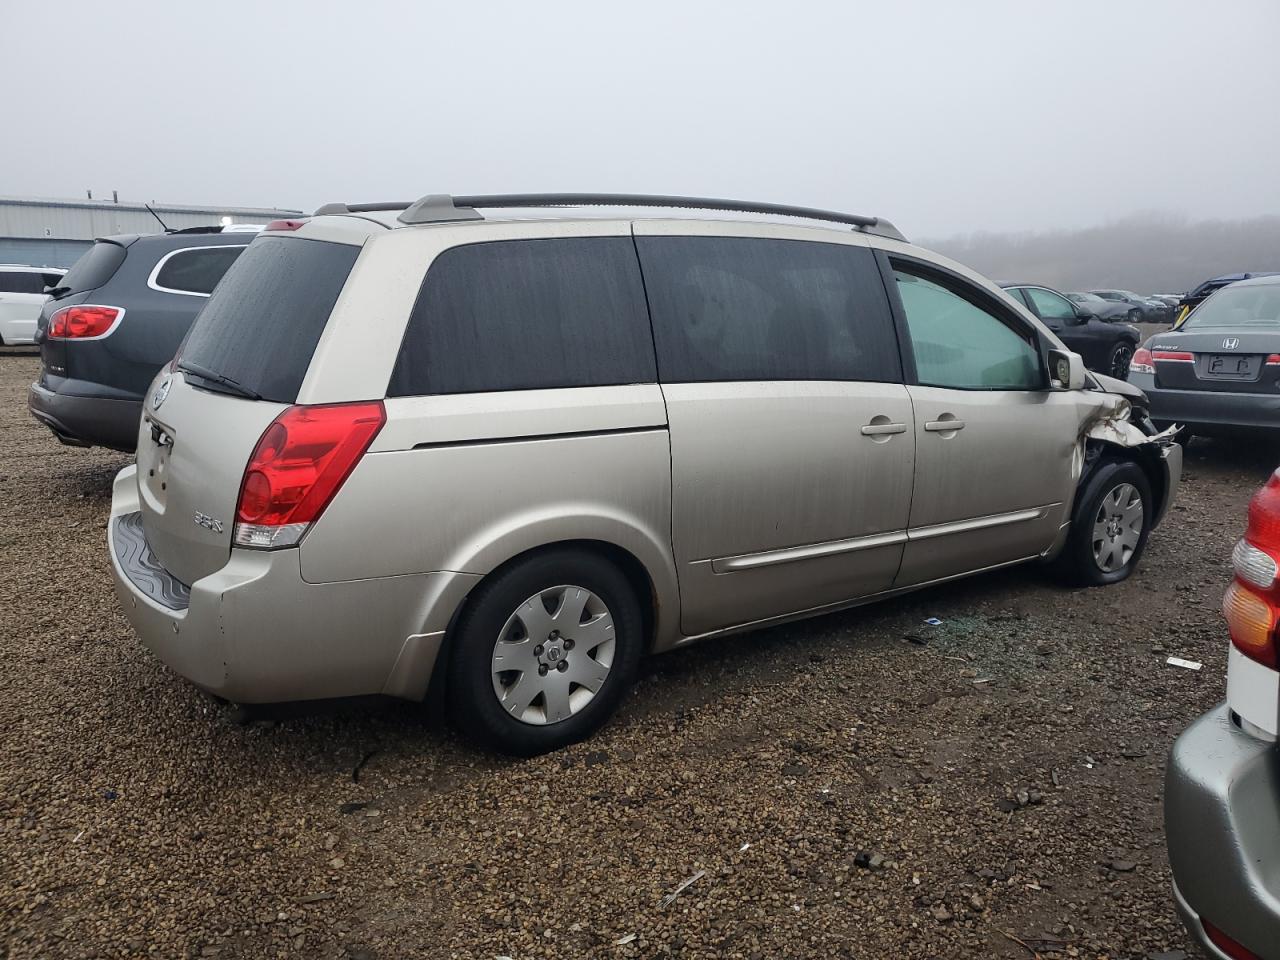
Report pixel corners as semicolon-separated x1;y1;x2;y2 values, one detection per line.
151;245;245;296
179;237;361;403
388;237;656;396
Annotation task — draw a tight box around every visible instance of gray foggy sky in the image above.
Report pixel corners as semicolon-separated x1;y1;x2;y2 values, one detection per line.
6;0;1279;238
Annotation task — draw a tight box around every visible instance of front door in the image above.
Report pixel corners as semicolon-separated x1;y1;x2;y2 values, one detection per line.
634;222;916;636
889;263;1079;586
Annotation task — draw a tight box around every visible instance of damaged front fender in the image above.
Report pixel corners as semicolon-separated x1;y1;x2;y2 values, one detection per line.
1077;391;1183;529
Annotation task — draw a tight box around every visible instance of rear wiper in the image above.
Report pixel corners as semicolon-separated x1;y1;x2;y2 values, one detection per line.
176;360;262;401
45;285;71;298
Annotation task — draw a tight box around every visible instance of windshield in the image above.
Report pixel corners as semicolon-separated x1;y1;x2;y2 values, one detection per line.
1183;284;1280;329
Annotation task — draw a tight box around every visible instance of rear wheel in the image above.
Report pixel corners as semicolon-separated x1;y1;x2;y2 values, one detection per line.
1127;309;1142;324
1107;341;1134;380
1058;460;1152;586
447;549;644;755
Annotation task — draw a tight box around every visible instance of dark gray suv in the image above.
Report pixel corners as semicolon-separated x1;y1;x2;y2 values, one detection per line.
28;227;259;451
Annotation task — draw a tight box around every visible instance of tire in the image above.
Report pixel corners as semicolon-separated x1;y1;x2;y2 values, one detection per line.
1058;459;1153;586
1127;309;1142;324
1107;341;1134;380
447;548;645;756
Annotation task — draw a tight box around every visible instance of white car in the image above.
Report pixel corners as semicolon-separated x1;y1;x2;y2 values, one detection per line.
0;264;66;345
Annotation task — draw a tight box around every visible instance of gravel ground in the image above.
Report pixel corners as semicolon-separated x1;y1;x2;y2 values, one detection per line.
1;346;1273;960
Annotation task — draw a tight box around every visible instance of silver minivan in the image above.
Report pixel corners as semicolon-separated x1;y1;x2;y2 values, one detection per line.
108;193;1182;754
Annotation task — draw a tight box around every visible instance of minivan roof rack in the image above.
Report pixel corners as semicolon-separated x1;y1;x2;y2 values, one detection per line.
312;194;907;242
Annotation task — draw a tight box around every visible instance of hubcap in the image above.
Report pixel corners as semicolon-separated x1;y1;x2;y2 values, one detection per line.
1091;482;1143;573
490;585;615;725
1111;345;1133;378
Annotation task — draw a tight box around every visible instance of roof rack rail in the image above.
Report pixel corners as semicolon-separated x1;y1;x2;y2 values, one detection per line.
313;194;907;241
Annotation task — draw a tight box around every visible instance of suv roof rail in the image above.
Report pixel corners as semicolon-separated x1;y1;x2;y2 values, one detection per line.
312;193;907;241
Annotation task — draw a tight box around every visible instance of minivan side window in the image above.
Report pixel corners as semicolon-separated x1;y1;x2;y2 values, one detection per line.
635;236;901;383
151;246;245;296
388;238;656;396
894;268;1043;390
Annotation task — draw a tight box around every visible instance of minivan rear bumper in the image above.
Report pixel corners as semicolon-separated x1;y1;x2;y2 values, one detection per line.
1165;704;1280;958
28;380;141;451
107;465;479;703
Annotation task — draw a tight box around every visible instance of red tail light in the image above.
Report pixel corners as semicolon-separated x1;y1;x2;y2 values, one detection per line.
1152;349;1195;362
47;305;124;339
1131;348;1155;374
264;219;307;231
1266;354;1280;366
1224;469;1280;668
233;401;386;549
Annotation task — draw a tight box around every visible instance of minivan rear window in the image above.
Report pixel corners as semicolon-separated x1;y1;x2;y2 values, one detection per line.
54;241;127;297
179;237;360;403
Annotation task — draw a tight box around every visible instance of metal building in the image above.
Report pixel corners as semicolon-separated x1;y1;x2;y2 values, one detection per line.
0;195;304;268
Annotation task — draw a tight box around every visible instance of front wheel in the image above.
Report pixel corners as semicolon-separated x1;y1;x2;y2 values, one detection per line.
1127;309;1142;324
1107;341;1135;380
1057;460;1152;586
447;549;645;756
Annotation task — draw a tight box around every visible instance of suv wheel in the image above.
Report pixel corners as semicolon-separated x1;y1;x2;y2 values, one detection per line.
447;549;644;755
1107;341;1134;380
1058;460;1152;586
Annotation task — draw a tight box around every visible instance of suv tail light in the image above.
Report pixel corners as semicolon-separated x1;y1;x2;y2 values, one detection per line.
1224;469;1280;668
1131;348;1155;374
47;304;124;339
233;401;386;549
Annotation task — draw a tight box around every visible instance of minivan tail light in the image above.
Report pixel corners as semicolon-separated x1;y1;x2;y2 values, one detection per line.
1224;469;1280;669
1131;348;1155;374
47;304;124;339
233;401;386;550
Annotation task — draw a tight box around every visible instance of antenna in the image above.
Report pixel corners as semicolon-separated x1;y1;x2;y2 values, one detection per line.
145;203;172;233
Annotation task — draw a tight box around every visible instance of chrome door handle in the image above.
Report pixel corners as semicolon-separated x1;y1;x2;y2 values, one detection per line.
924;419;966;432
860;422;907;436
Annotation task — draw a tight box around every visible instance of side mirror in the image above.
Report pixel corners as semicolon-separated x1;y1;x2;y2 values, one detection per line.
1049;348;1087;390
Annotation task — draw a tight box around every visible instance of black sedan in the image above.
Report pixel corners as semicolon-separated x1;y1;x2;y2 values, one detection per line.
1132;274;1280;435
1003;283;1142;379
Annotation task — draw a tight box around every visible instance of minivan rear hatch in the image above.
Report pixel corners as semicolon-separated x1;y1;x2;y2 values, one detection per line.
136;235;362;585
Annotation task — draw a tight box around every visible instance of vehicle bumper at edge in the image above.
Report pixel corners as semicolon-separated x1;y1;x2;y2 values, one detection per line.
1155;438;1182;528
1165;703;1280;957
107;464;480;704
28;379;142;451
1131;371;1280;433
